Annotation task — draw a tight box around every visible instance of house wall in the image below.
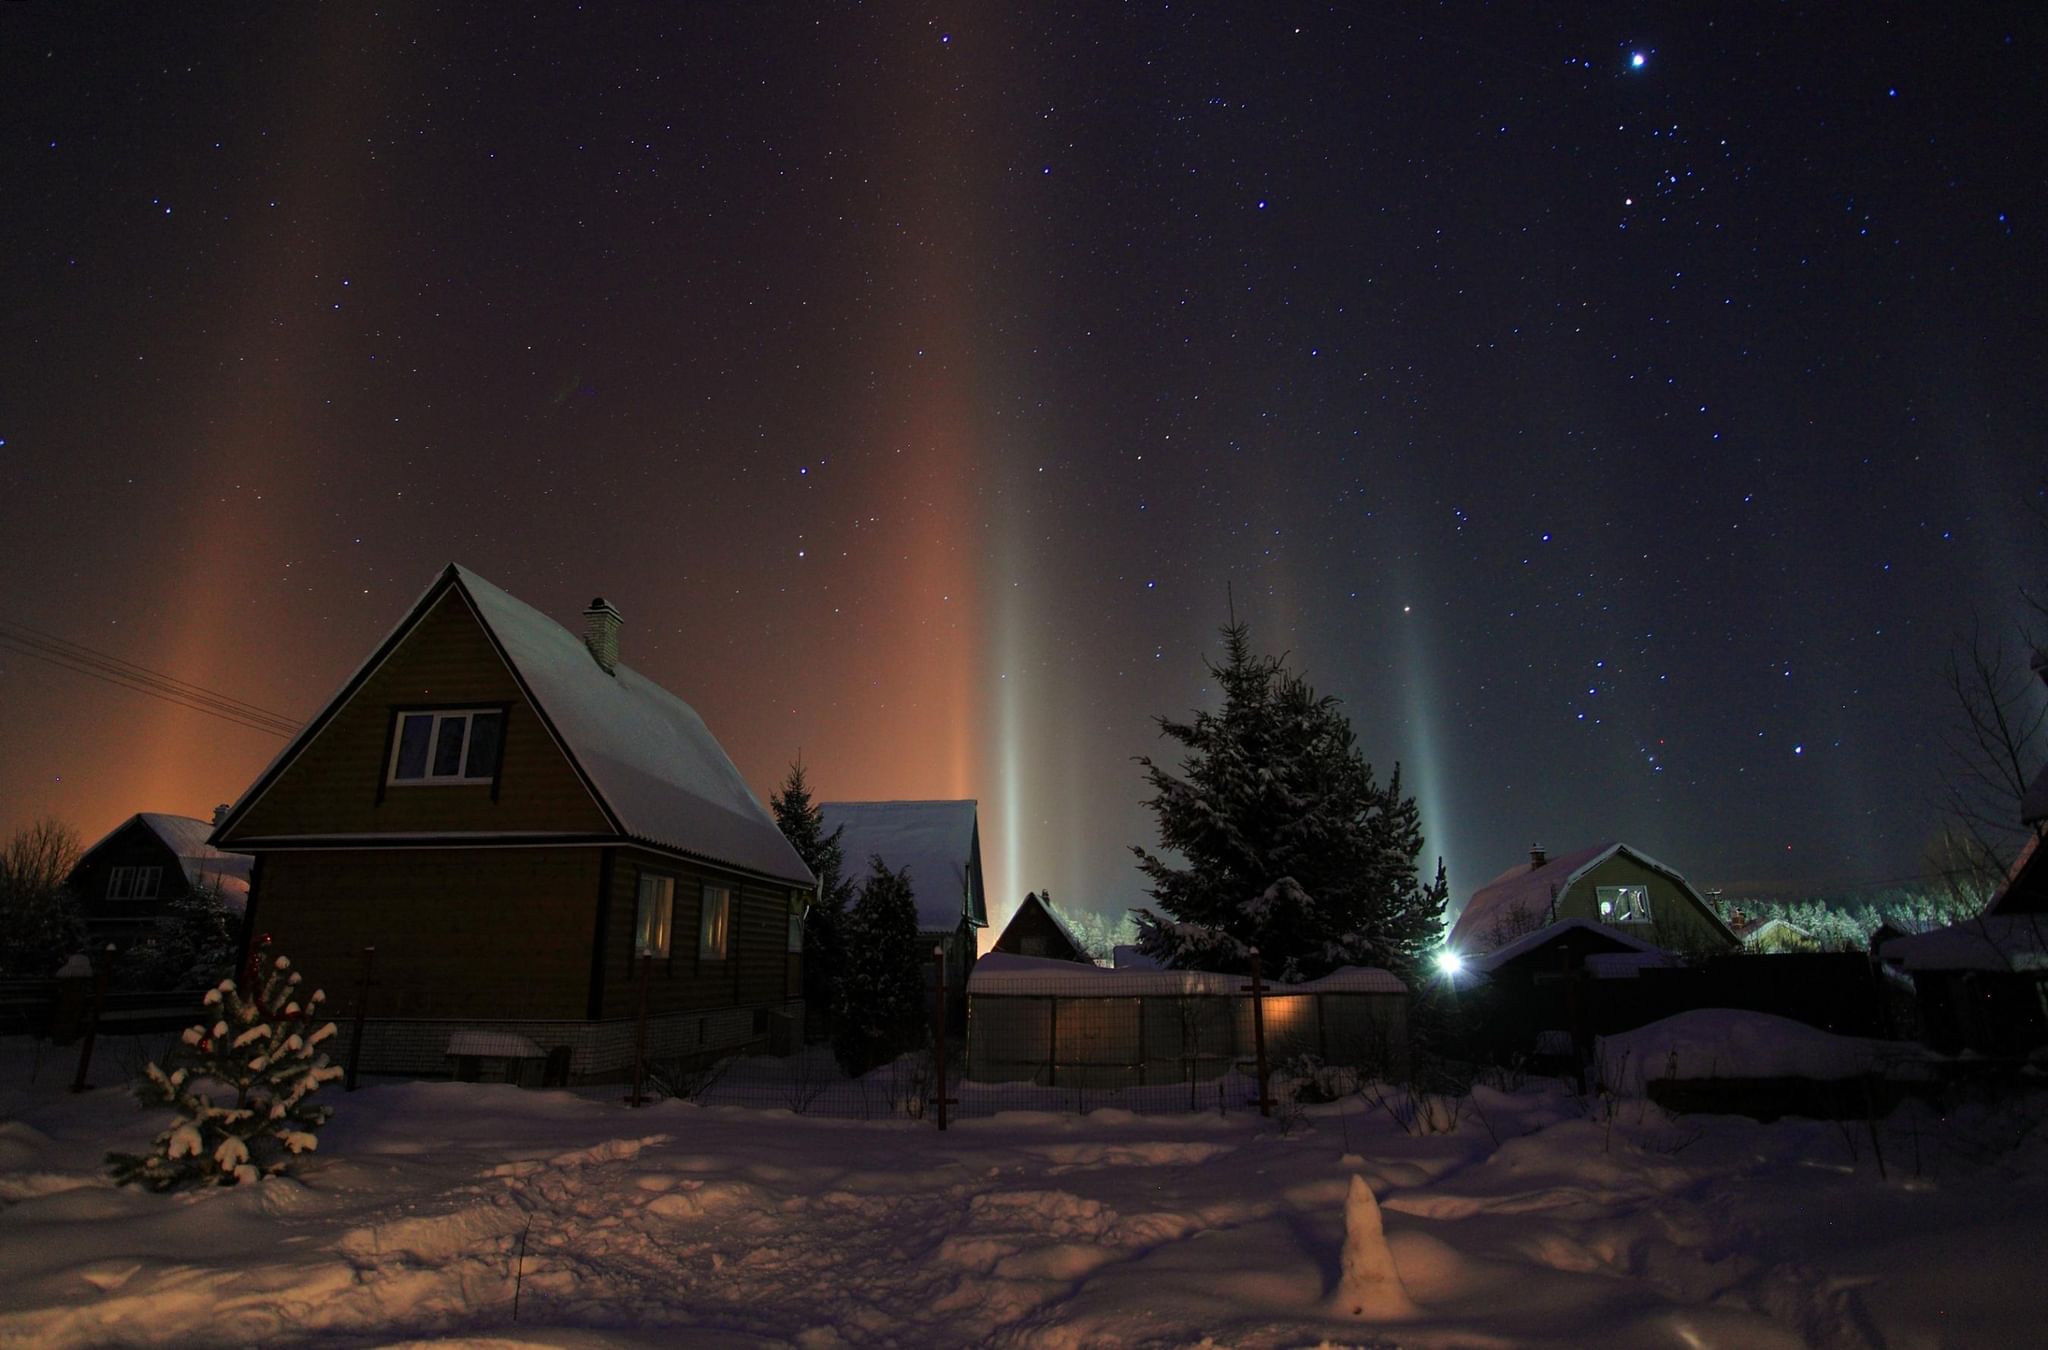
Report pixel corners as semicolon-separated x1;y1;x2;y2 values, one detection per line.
1556;855;1735;953
251;847;601;1020
597;848;804;1021
225;592;610;841
69;820;191;931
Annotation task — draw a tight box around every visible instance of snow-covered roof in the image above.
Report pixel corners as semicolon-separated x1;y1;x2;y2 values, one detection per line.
1468;917;1670;974
456;568;812;886
1880;916;2048;973
1112;944;1161;971
819;800;984;931
214;565;813;889
1448;841;1728;953
968;953;1404;996
79;812;252;904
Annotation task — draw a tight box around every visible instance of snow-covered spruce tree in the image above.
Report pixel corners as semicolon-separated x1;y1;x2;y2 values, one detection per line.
107;944;343;1190
831;857;928;1077
770;758;853;1032
1131;619;1448;984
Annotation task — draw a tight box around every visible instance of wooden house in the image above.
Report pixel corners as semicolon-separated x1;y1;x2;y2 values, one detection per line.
209;564;816;1082
817;799;988;1005
67;812;251;942
991;891;1096;964
1448;842;1739;958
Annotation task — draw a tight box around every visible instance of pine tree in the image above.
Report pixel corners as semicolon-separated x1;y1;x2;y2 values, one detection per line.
831;857;927;1076
770;758;853;1032
1131;618;1447;983
107;943;342;1190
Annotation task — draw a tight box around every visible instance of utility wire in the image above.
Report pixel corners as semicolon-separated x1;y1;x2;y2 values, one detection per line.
0;619;300;738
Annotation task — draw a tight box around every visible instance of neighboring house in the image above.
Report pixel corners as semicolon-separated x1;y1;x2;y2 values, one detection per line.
1447;842;1739;957
991;891;1096;964
1735;917;1821;954
817;800;988;1005
210;564;816;1083
68;812;251;940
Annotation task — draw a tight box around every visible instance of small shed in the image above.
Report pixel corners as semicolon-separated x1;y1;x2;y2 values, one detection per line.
966;954;1407;1088
990;891;1095;964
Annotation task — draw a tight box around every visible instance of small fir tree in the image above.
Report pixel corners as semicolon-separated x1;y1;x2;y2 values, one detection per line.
107;944;343;1190
832;857;927;1076
1131;618;1448;984
770;759;853;1032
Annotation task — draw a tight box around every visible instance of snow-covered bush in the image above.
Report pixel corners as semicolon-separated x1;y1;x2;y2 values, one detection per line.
107;944;343;1190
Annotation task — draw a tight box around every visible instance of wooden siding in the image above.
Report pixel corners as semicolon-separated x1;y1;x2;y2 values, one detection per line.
225;592;609;842
1556;855;1736;953
254;848;600;1020
596;847;803;1020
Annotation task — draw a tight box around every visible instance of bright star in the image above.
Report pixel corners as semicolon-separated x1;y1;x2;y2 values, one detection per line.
1631;52;1647;69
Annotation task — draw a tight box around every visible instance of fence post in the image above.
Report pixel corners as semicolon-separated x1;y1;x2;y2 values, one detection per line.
1244;948;1273;1117
69;945;115;1093
345;945;376;1091
931;946;956;1130
630;952;651;1108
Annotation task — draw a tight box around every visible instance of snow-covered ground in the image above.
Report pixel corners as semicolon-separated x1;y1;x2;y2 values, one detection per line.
3;1032;2045;1348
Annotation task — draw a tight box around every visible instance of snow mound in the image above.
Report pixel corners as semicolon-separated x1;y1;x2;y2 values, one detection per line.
1596;1009;1916;1093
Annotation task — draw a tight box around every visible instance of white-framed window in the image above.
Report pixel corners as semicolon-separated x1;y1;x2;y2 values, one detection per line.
787;890;806;954
699;885;732;960
387;708;504;785
1597;884;1652;922
635;873;674;958
107;865;163;901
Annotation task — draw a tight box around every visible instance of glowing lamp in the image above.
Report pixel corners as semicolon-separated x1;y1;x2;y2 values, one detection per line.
1435;950;1465;976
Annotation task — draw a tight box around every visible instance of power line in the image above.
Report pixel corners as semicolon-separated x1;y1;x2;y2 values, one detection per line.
0;619;300;738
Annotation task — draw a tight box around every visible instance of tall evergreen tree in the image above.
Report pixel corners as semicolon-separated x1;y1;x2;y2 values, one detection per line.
1131;619;1447;983
770;759;852;1033
832;857;927;1076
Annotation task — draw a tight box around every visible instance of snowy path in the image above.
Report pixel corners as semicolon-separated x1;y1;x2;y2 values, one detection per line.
2;1052;2044;1347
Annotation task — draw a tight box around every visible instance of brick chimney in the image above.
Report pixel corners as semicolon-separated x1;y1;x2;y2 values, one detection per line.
583;597;622;675
1529;844;1547;868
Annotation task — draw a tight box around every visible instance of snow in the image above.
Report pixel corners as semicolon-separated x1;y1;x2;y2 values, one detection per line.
6;1028;2041;1347
818;800;984;932
1596;1009;1923;1093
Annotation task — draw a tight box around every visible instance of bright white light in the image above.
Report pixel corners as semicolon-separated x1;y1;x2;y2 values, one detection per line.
1631;52;1647;69
1435;950;1464;976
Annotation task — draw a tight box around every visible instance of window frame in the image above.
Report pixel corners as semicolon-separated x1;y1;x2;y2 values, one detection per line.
634;871;676;960
698;884;732;963
1596;884;1653;923
383;705;509;789
107;865;163;901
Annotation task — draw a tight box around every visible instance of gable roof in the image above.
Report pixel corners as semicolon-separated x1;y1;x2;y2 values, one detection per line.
213;564;814;888
818;800;985;932
1449;840;1732;953
78;813;253;901
996;891;1092;960
1469;916;1671;974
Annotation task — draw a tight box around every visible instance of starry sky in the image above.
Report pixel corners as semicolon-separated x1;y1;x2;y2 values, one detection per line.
3;4;2043;935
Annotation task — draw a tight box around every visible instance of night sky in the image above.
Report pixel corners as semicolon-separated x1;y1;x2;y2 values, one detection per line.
4;4;2043;935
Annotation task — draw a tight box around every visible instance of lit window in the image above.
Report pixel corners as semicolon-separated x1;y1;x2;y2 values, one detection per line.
634;874;674;958
107;865;163;901
699;885;732;960
1597;885;1652;922
388;709;504;785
